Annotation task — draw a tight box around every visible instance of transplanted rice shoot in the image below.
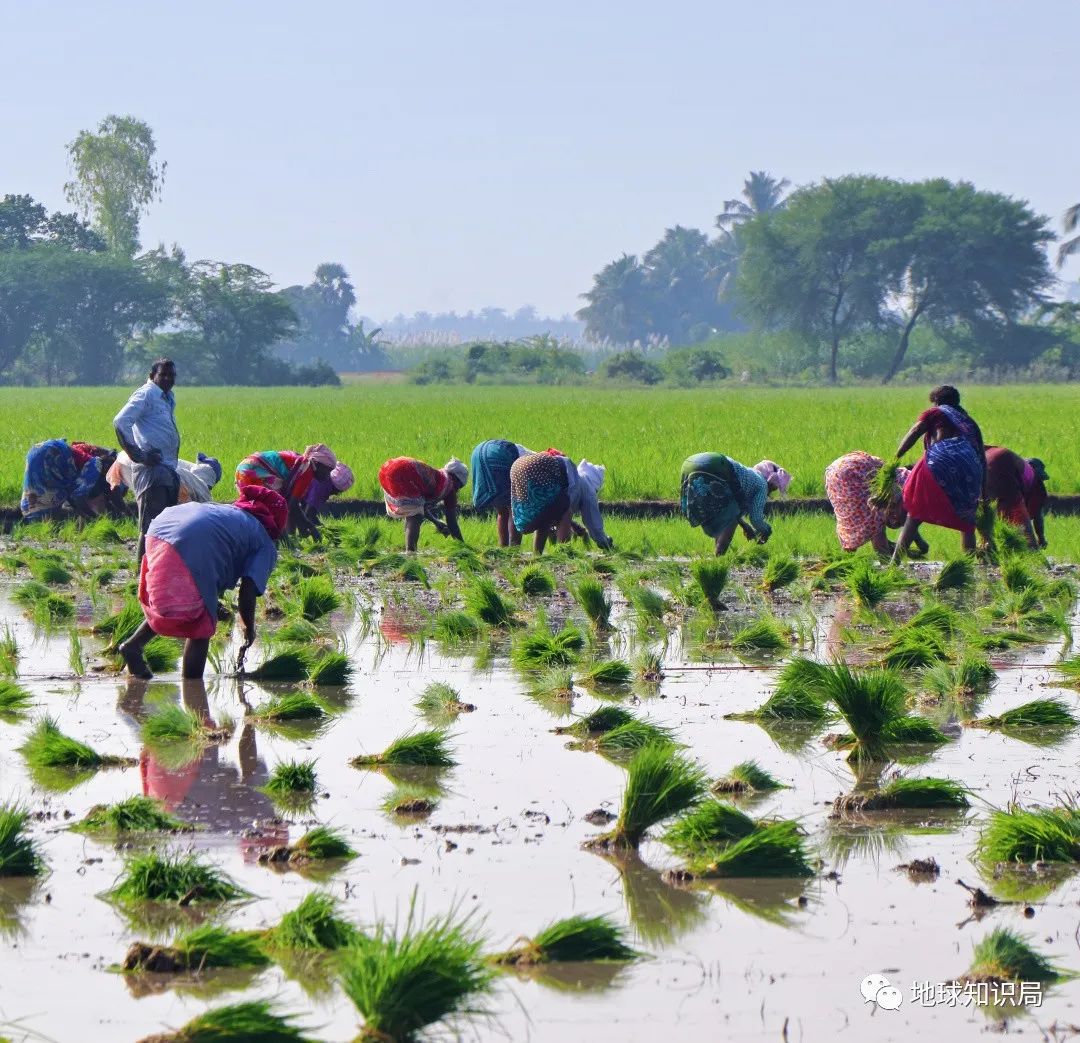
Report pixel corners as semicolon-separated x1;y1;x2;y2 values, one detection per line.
337;905;494;1043
123;923;270;972
291;825;357;861
247;649;311;682
579;659;633;687
141;704;204;746
846;559;903;608
0;680;32;720
634;650;665;682
106;851;249;905
762;554;799;591
573;578;612;628
491;914;638;965
247;692;326;721
713;759;787;794
685;821;814;878
834;777;970;812
727;659;834;722
518;564;555;596
588;743;707;849
262;759;318;797
72;796;189;834
464;578;516;627
432;610;482;643
977;806;1080;865
964;927;1069;984
555;705;636;737
292;576;342;621
936;555;975;592
511;623;586;669
264;891;360;951
691;559;729;610
143;1000;315;1043
662;800;759;857
729;614;790;651
351;730;456;768
20;715;131;769
0;805;45;877
923;653;995;701
970;699;1079;731
416;682;475;719
307;650;351;686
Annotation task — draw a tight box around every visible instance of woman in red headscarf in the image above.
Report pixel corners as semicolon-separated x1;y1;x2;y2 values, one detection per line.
119;486;287;680
235;443;342;538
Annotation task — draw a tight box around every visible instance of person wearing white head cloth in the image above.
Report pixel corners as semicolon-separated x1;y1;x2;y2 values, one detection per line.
378;454;468;551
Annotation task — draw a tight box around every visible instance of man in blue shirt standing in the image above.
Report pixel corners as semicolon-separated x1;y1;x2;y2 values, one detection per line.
114;358;182;563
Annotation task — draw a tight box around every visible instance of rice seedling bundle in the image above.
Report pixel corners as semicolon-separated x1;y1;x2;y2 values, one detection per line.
634;650;664;682
264;891;359;951
1055;655;1080;685
106;851;249;905
554;705;636;738
691;560;729;610
21;715;130;769
94;596;144;647
0;680;32;719
291;825;357;860
579;659;632;687
518;564;555;596
922;653;995;700
834;777;969;812
511;624;586;669
351;730;456;768
626;584;669;623
0;805;44;877
262;759;318;796
29;558;72;585
730;614;790;651
12;580;50;608
73;796;189;834
713;759;787;794
585;720;677;757
142;636;183;672
846;559;902;608
247;692;326;721
977;806;1080;865
141;1000;314;1042
1002;557;1042;594
32;592;75;627
728;658;834;721
307;650;351;686
141;704;204;746
416;682;475;718
382;786;440;818
964;927;1069;984
294;576;342;621
527;668;576;700
935;554;975;592
431;610;482;643
491;914;638;965
685;821;814;878
464;578;515;627
246;648;311;681
274;619;321;643
123;924;270;973
762;554;799;591
662;800;759;857
869;459;902;509
337;906;493;1043
879;628;948;670
0;626;18;678
969;699;1078;731
573;577;612;628
588;743;707;849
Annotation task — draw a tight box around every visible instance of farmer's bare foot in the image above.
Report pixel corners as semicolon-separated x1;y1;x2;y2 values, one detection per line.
118;641;153;680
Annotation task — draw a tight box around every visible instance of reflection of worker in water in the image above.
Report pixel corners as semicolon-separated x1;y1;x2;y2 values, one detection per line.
122;678;287;855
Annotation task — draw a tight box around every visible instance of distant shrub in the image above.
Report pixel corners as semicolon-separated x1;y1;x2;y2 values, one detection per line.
664;346;730;385
597;351;664;385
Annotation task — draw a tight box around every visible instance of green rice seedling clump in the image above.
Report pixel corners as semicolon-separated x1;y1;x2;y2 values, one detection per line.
970;699;1079;731
432;610;482;643
248;692;326;721
107;851;249;905
0;805;45;876
662;800;759;857
691;559;729;610
337;906;494;1043
686;821;814;878
965;927;1069;984
146;1000;314;1042
728;660;834;722
512;623;586;669
293;825;357;860
846;559;902;608
464;578;516;627
573;577;612;628
869;460;902;508
713;759;786;794
518;564;555;596
587;720;677;757
12;580;51;608
30;558;72;585
351;730;455;768
527;668;575;701
416;682;475;718
142;704;203;746
579;659;632;687
626;583;669;623
879;716;950;745
247;648;311;681
762;554;799;591
835;777;969;812
1001;557;1041;594
730;614;790;651
0;680;32;719
123;924;270;972
73;796;188;834
265;891;359;951
32;592;75;627
94;596;144;647
308;650;351;686
293;576;342;621
274;618;321;643
492;914;638;965
936;555;975;592
262;759;318;797
21;715;123;769
978;806;1080;865
634;650;664;682
923;653;995;701
879;628;948;671
554;705;635;737
382;786;440;819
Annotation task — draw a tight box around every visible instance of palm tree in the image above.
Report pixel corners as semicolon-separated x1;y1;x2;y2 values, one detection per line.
576;254;652;344
1057;203;1080;267
715;171;791;230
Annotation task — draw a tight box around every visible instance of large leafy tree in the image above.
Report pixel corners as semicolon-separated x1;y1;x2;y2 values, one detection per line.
64;115;166;255
576;254;653;344
880;179;1054;381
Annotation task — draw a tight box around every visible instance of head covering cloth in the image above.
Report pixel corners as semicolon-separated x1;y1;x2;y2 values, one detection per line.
233;485;289;540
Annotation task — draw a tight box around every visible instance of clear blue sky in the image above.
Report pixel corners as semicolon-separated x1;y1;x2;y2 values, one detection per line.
4;0;1077;318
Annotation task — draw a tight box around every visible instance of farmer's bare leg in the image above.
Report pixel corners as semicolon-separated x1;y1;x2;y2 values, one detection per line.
182;638;211;680
496;507;511;547
119;621;155;679
713;523;738;556
404;516;422;552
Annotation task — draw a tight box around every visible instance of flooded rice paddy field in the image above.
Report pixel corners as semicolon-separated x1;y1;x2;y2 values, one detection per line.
2;528;1080;1042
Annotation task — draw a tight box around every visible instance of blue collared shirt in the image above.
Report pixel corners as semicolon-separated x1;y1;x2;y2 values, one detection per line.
114;381;180;467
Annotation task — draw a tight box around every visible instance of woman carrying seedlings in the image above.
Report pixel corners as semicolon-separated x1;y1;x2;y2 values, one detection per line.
470;438;533;546
119;485;286;680
985;447;1049;548
20;439;125;521
378;456;467;551
234;444;346;539
891;385;987;562
108;451;224;505
509;450;614;554
824;451;926;555
679;452;791;555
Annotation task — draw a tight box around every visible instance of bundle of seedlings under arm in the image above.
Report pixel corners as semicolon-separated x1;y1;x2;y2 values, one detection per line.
136;999;315;1043
0;680;32;721
464;578;516;627
21;715;134;770
935;554;975;592
585;743;707;851
977;806;1080;866
106;851;250;906
963;927;1070;985
490;914;638;966
661;800;760;858
307;650;351;686
72;796;189;835
691;559;729;611
246;692;326;722
572;577;612;629
846;559;904;608
833;777;970;813
518;564;555;596
511;623;586;670
336;906;494;1043
729;614;790;651
291;575;342;621
712;759;787;795
0;805;45;877
260;825;357;867
579;659;633;688
122;923;270;973
351;730;456;768
261;759;318;798
868;460;902;509
246;648;312;682
554;705;636;738
761;554;799;592
263;891;360;952
431;610;482;643
416;682;476;721
683;821;814;879
969;698;1079;732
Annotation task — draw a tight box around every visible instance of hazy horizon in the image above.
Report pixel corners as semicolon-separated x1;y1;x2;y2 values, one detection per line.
5;0;1078;320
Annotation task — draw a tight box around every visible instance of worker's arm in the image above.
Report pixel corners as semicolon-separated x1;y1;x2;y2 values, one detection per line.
238;577;258;651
